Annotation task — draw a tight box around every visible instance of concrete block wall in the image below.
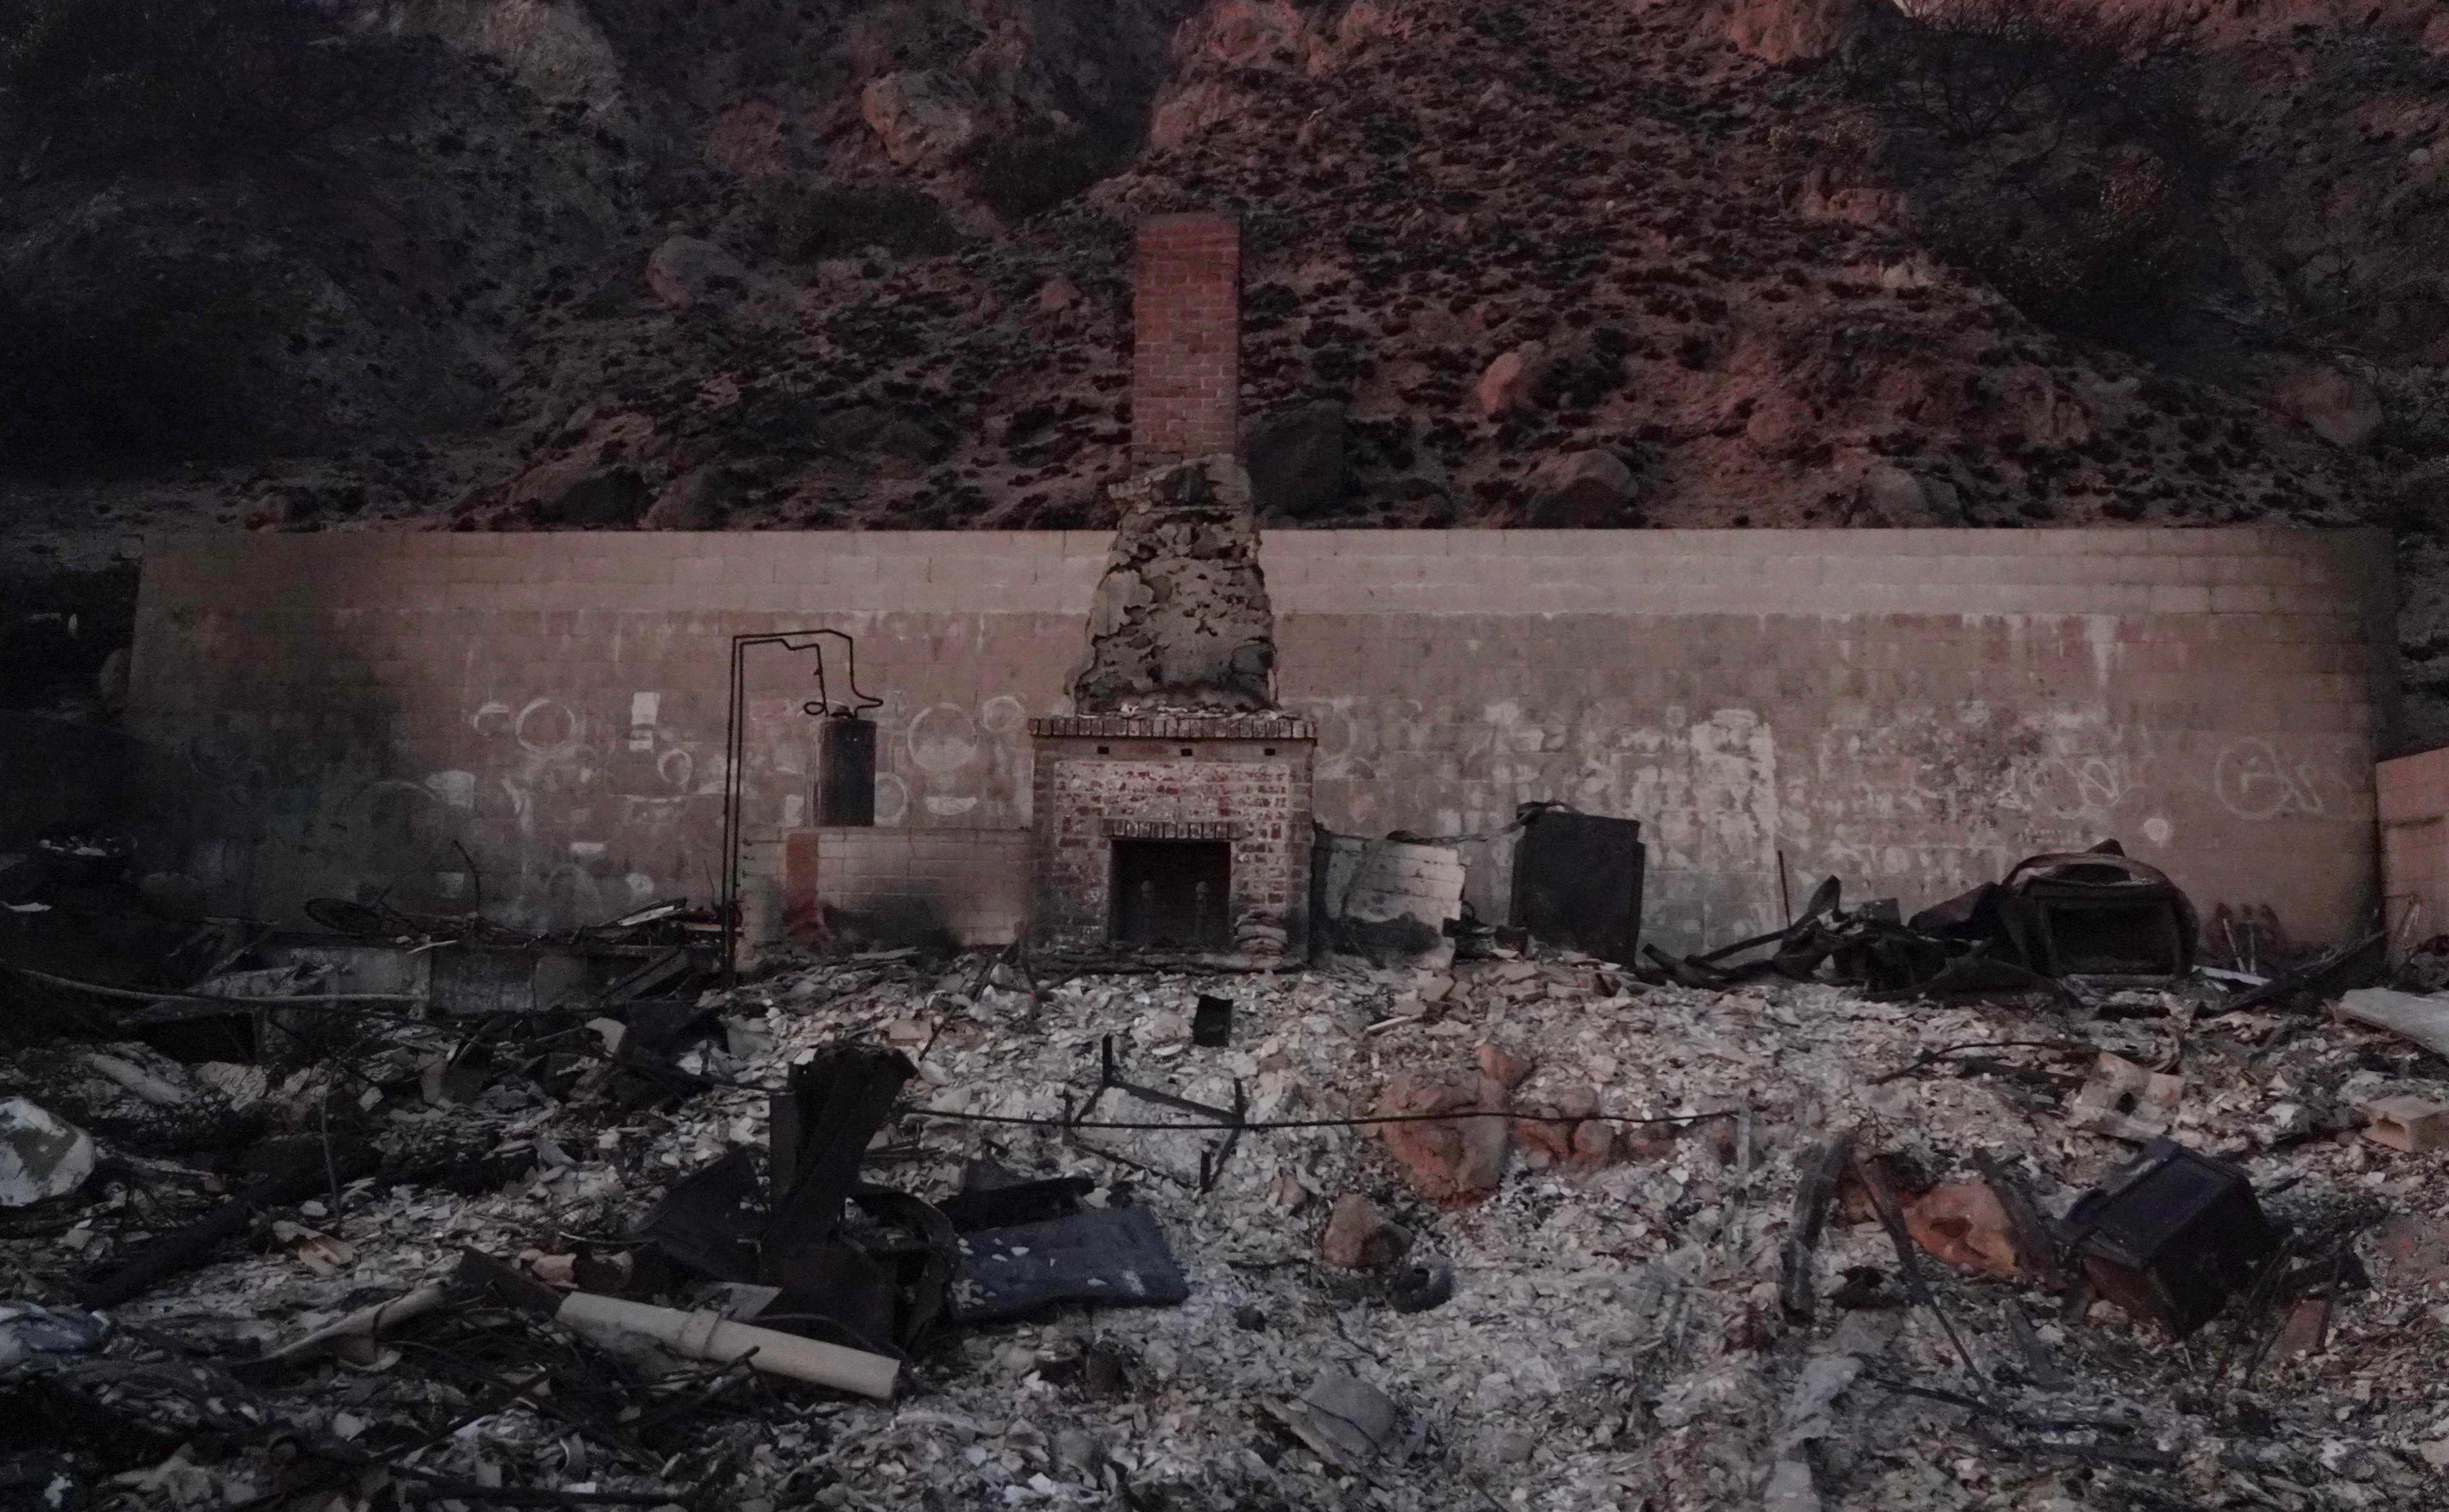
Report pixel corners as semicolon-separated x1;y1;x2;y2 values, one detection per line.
782;827;1030;947
127;527;2393;955
2378;747;2449;949
1131;214;1240;467
1316;835;1467;969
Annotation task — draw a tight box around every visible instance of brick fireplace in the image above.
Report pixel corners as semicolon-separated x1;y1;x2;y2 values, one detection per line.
1026;213;1317;967
1028;713;1314;962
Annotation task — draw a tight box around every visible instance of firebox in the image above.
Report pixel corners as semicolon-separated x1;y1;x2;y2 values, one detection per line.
1112;840;1232;950
1028;714;1314;967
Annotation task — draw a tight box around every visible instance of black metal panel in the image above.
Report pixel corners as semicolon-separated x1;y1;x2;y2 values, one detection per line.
1509;812;1645;964
2069;1138;2276;1337
816;716;878;827
1111;840;1231;950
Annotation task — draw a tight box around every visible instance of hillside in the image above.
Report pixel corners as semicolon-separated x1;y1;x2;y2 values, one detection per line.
1;0;2445;733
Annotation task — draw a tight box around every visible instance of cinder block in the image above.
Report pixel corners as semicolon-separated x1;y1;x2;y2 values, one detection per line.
2362;1096;2449;1153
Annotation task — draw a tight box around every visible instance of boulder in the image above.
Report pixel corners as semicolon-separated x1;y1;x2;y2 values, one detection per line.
1197;0;1314;69
538;468;648;527
1524;448;1636;526
1147;79;1243;153
871;417;946;463
816;406;891;454
1038;274;1082;315
1855;465;1964;526
704;100;789;181
1321;1193;1409;1269
1476;342;1551;417
644;468;738;530
1725;0;1874;64
2271;362;2383;450
861;71;981;169
1246;403;1348;520
646;237;750;312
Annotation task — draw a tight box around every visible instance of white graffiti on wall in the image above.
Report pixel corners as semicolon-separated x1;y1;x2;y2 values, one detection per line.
2213;737;2333;820
403;677;1043;924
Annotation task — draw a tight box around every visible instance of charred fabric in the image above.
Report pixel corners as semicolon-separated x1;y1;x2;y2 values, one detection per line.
7;816;2449;1512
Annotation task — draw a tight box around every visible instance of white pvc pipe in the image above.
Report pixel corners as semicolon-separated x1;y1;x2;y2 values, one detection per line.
554;1293;899;1400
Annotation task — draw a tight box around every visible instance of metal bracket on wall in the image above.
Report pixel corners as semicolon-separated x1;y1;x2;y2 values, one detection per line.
1063;1034;1247;1195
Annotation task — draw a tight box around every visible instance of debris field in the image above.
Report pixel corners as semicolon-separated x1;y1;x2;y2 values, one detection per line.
7;935;2449;1512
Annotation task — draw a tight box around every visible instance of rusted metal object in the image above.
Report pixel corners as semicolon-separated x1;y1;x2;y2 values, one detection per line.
2067;1138;2277;1338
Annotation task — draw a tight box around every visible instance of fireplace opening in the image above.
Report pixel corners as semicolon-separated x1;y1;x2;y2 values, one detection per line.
1111;840;1232;951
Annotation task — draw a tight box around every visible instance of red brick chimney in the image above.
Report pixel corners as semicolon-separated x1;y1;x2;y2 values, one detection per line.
1130;213;1240;469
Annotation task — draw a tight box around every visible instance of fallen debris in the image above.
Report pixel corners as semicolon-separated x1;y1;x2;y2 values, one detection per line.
3;920;2444;1511
1265;1368;1406;1475
1320;1191;1408;1269
1904;1182;2021;1280
557;1291;900;1398
2334;985;2449;1057
2065;1052;2185;1141
73;1137;375;1307
948;1205;1189;1324
1385;1254;1455;1314
2360;1094;2449;1152
2069;1138;2277;1337
0;1098;93;1207
0;1301;106;1367
1778;1130;1854;1322
259;1280;450;1366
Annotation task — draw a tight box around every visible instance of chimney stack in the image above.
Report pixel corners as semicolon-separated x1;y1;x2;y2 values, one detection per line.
1130;213;1241;469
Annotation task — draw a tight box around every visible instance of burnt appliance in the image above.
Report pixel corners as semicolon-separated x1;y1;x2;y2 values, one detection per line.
1908;840;2198;983
2002;846;2196;980
815;714;878;827
2067;1137;2277;1337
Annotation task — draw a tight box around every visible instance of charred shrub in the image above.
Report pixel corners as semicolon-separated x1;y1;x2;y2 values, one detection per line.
0;0;412;176
970;129;1121;224
1846;0;2220;341
0;262;269;471
760;181;967;261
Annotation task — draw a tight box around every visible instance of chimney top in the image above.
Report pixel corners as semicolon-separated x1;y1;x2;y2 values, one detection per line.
1130;213;1241;470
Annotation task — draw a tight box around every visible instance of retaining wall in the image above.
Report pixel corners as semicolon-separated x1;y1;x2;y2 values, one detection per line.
127;527;2394;955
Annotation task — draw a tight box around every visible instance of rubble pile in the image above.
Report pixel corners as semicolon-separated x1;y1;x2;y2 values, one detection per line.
5;940;2449;1511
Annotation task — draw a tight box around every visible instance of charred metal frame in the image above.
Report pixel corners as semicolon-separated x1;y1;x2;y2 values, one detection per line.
720;630;883;986
1064;1034;1249;1194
